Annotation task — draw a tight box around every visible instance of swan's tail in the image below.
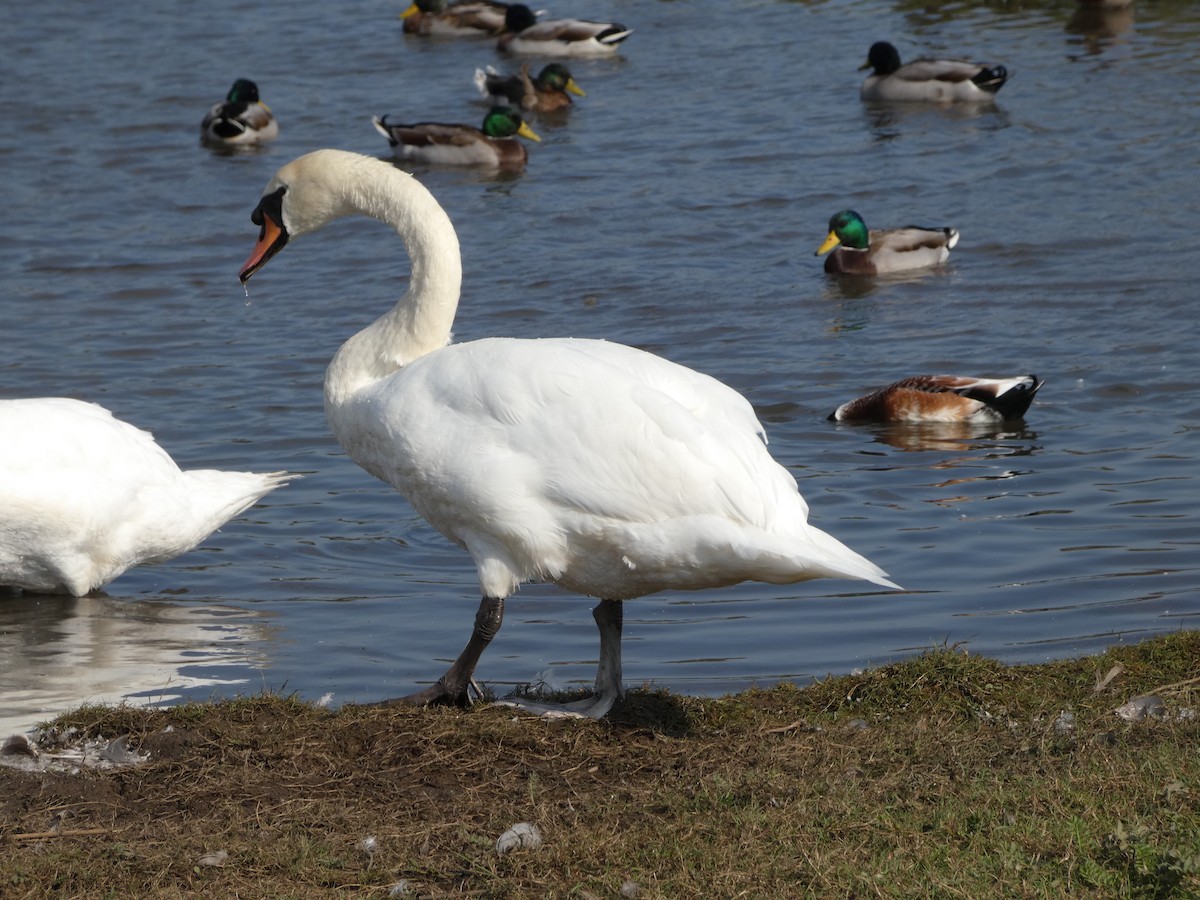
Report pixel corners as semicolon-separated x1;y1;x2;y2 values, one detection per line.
789;524;901;591
177;469;299;539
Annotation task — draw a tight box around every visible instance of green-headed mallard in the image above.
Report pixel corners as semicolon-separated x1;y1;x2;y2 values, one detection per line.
830;375;1043;423
399;0;509;36
498;3;631;57
372;106;541;169
860;41;1008;103
473;62;585;112
201;78;278;147
815;210;959;275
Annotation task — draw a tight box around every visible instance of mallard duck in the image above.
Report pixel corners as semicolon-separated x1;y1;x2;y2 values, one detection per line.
498;3;631;57
815;210;958;276
200;78;278;147
473;62;585;112
0;398;293;596
372;107;541;169
859;41;1008;103
400;0;509;36
238;150;897;718
830;375;1043;424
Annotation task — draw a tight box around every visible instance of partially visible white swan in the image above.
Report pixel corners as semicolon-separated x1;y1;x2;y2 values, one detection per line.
0;398;293;596
239;149;899;719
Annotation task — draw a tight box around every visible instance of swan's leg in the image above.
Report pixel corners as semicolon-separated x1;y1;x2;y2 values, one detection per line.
389;595;504;708
494;598;624;720
588;598;625;709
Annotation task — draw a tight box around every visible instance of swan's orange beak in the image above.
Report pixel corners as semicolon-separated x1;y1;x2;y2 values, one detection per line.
239;188;289;284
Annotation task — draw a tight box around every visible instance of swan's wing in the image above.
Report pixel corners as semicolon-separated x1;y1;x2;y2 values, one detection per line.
0;398;179;487
335;338;894;595
355;338;806;533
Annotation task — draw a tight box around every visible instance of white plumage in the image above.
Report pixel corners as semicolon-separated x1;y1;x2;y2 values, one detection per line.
239;149;897;718
0;397;293;596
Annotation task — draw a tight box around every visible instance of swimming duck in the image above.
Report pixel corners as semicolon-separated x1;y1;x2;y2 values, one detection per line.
200;78;279;147
400;0;509;36
239;149;898;719
815;210;958;276
498;3;631;57
372;107;541;169
830;375;1043;424
859;41;1008;103
474;62;585;112
0;398;293;596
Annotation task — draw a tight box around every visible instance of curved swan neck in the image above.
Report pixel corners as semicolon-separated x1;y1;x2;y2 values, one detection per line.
319;153;463;409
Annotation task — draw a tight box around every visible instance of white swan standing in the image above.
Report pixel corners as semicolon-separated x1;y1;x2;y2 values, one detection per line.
239;149;899;719
0;397;294;596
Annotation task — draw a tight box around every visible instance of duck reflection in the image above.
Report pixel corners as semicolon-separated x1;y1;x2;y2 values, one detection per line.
1067;2;1134;53
850;421;1041;507
0;594;268;736
851;420;1040;454
862;100;1010;144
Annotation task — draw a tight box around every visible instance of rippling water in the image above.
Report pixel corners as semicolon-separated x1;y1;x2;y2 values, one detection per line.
2;0;1197;733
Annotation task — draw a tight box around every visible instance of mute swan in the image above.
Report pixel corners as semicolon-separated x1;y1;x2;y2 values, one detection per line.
239;149;898;719
831;375;1043;424
498;4;632;57
0;397;293;596
201;79;279;148
372;107;541;170
474;63;586;113
859;42;1009;103
815;210;959;276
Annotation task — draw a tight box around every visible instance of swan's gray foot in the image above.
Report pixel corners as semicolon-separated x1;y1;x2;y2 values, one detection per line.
387;679;470;708
492;599;624;720
382;595;504;709
386;676;488;708
492;688;620;720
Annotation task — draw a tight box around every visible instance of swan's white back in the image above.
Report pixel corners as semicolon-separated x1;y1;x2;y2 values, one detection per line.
245;150;896;600
333;335;896;599
0;397;293;596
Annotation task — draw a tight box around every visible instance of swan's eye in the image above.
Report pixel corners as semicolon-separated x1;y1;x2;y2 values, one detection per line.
250;185;288;238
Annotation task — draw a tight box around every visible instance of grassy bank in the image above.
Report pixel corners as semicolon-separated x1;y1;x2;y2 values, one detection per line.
3;631;1198;898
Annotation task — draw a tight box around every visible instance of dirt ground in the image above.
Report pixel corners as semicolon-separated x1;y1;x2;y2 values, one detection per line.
3;633;1199;898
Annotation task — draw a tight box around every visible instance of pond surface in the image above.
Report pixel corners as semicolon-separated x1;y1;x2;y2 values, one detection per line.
1;0;1197;733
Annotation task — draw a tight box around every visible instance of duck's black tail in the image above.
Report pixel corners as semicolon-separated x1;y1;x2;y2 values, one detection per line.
978;375;1042;419
972;64;1008;94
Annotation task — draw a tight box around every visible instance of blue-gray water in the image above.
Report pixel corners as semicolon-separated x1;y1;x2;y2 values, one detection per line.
2;0;1197;734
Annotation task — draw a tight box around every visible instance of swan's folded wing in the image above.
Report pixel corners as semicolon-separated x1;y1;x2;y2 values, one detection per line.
372;338;807;532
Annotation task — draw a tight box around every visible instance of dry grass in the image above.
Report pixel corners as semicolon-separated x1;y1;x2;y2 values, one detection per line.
2;631;1199;898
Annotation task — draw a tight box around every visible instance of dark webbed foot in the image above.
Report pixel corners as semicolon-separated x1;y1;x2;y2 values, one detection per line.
384;680;468;708
384;597;504;710
384;676;486;708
